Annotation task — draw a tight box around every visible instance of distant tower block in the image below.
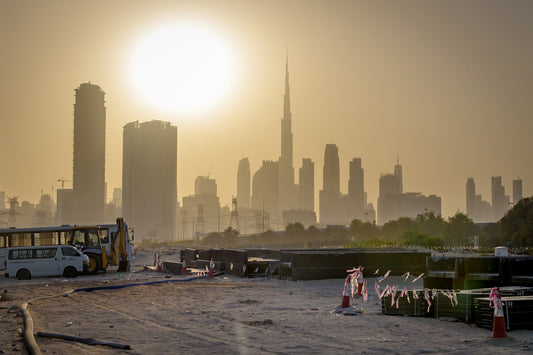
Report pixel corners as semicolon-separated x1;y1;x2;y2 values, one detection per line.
195;205;205;236
229;197;240;232
7;196;19;228
180;209;188;240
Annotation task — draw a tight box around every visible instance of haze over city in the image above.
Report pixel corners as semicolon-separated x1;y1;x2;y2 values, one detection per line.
1;0;532;221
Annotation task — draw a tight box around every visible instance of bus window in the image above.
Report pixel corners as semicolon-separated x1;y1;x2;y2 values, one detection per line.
37;232;55;246
12;233;32;247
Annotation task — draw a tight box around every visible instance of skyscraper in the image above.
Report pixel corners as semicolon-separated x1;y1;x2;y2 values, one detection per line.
319;144;341;225
122;120;177;242
348;158;365;220
72;83;106;225
491;176;510;221
182;176;221;237
377;161;440;225
237;158;251;209
322;144;340;195
278;54;296;213
465;177;493;223
513;178;523;205
394;156;403;194
466;177;475;217
299;158;314;211
251;160;279;218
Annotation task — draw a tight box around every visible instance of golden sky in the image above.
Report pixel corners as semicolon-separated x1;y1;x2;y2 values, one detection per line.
1;0;532;219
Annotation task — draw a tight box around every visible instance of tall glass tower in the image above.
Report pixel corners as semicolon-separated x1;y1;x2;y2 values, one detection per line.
278;54;295;213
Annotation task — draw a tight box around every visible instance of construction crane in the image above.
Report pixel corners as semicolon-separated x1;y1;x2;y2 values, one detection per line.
57;177;71;189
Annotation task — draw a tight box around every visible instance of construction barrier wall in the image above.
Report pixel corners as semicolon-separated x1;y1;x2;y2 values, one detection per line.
281;249;429;281
424;256;533;290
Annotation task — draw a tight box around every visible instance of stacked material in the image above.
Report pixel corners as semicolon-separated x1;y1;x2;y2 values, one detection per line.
381;290;430;317
286;249;429;281
380;286;533;325
474;295;533;330
430;288;519;322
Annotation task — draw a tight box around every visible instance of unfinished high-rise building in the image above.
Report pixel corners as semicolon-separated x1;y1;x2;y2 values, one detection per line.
72;83;106;225
122;120;177;242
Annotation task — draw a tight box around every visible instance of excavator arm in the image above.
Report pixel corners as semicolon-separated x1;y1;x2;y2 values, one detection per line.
114;217;130;272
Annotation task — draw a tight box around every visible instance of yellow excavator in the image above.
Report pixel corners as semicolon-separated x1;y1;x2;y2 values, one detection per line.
104;217;133;272
67;217;134;274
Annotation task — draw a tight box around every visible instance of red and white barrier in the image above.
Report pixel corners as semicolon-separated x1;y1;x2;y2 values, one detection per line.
490;287;507;338
208;257;215;278
154;253;163;272
181;257;187;275
355;266;364;296
340;276;351;308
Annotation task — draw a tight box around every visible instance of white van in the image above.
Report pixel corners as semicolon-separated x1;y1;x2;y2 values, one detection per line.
4;245;89;280
0;249;5;271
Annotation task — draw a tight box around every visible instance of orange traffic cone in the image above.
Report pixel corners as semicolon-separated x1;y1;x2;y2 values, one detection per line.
341;287;350;308
491;287;507;338
181;257;187;275
208;257;214;278
340;276;351;308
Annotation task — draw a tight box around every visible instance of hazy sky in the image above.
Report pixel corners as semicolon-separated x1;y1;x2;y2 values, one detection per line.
1;0;532;219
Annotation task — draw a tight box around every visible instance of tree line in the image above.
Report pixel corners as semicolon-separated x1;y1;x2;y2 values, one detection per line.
171;197;533;251
350;196;533;250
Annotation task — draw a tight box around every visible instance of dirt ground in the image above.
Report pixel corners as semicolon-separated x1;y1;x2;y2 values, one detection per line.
1;250;532;354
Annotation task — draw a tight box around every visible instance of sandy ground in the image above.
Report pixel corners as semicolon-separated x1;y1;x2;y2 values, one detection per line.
1;250;532;354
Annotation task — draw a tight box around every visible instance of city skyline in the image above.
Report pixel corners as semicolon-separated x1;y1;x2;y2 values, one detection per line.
1;1;532;220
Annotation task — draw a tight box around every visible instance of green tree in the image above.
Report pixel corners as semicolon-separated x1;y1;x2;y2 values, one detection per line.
322;225;349;241
381;217;415;242
306;225;321;242
360;221;380;241
478;223;502;247
402;230;444;248
286;222;305;233
500;197;533;248
444;212;474;246
415;211;445;238
223;226;239;238
349;219;363;240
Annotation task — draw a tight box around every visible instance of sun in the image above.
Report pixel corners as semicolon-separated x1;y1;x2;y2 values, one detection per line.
128;21;237;117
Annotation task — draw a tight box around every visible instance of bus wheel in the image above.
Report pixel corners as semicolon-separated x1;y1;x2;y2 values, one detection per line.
16;269;31;280
64;266;78;278
86;253;101;274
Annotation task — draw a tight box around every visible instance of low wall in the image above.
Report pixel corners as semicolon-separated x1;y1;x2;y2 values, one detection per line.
280;249;429;281
424;255;533;290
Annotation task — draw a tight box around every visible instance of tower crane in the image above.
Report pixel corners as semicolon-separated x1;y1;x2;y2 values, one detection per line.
57;177;71;189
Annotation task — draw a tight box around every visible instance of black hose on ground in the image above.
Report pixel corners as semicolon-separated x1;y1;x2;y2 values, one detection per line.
20;271;224;353
35;331;131;349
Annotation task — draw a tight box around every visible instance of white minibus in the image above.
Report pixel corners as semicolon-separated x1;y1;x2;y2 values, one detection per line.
4;245;89;280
